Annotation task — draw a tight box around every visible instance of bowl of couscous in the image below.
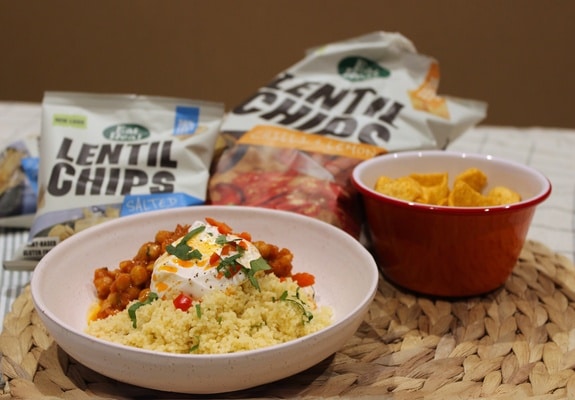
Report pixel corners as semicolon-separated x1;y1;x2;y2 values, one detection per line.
31;205;378;394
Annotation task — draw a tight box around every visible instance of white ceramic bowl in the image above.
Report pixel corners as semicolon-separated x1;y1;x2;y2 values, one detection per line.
31;205;378;394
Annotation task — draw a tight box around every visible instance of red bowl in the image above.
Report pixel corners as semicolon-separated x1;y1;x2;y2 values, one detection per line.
352;150;552;297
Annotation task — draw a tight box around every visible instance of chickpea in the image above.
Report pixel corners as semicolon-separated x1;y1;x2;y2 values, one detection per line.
135;242;157;262
94;275;113;299
253;241;272;258
106;292;121;308
253;241;294;278
114;273;132;291
145;243;162;260
154;230;172;244
93;267;111;279
123;286;141;302
119;259;134;273
130;264;149;286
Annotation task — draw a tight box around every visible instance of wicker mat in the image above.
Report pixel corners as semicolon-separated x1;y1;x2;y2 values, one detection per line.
2;240;575;400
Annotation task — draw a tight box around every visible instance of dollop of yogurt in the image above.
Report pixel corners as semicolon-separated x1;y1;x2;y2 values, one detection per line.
150;220;264;300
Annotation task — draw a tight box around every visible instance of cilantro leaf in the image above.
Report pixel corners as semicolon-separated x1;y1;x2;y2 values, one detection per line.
190;336;200;352
215;234;228;245
128;292;159;328
217;253;243;277
275;289;313;323
250;257;271;272
166;225;205;260
240;257;272;291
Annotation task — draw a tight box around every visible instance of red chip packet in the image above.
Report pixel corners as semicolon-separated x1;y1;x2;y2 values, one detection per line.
209;125;386;238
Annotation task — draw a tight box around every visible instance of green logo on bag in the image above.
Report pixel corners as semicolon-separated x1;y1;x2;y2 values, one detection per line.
103;124;150;141
338;56;390;81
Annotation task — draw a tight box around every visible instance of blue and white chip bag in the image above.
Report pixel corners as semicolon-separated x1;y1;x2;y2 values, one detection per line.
4;92;224;270
0;138;39;228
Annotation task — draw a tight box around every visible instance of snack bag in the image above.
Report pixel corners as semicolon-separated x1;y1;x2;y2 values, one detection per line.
209;31;487;237
4;92;224;270
209;125;386;237
0;138;39;227
0;103;41;228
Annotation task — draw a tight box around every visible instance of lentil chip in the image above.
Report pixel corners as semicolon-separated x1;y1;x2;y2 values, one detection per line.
374;167;521;207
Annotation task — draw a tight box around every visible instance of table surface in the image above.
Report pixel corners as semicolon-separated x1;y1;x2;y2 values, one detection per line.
1;101;574;332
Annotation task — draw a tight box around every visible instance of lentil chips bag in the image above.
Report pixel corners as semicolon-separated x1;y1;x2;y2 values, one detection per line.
5;92;223;269
208;31;487;238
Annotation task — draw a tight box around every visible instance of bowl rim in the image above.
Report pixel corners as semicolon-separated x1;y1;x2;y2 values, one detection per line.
351;150;552;215
31;205;380;360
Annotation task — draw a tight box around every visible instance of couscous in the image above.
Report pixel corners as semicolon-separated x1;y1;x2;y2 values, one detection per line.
86;217;333;354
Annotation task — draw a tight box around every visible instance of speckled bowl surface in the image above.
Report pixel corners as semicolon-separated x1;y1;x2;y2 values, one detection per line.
31;205;378;394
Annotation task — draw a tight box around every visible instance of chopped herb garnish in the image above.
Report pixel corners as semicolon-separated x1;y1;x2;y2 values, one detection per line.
166;225;205;260
214;232;272;290
276;289;313;323
215;234;243;246
242;257;272;291
215;234;229;245
190;336;200;352
214;233;273;294
195;303;202;319
217;253;243;278
250;257;271;273
128;292;159;328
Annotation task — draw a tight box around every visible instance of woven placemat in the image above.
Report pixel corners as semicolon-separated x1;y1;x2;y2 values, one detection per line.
1;240;575;399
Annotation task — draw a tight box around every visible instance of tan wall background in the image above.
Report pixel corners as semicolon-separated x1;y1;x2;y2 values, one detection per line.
1;0;574;129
